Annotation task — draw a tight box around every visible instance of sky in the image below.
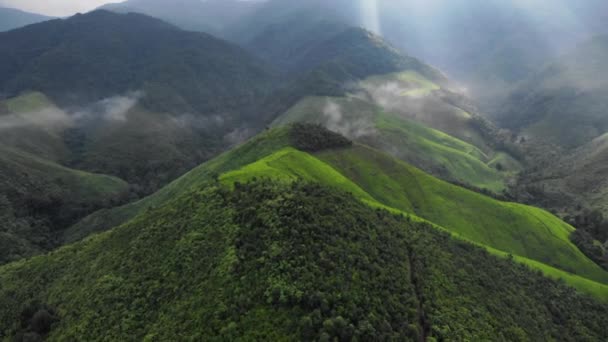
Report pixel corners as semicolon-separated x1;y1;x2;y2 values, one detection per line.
0;0;112;16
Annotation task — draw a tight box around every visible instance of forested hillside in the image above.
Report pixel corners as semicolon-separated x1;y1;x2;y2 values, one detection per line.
1;180;606;341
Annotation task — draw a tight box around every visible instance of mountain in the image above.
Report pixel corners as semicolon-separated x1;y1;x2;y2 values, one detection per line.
499;35;608;149
69;125;608;299
228;0;608;109
101;0;263;35
1;125;607;341
248;23;521;193
0;10;276;193
0;7;52;32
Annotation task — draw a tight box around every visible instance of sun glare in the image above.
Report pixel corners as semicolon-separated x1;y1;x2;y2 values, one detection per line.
359;0;381;34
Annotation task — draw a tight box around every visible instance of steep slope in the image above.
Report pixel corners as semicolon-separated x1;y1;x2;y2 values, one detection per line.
0;10;275;194
68;125;608;299
1;181;607;341
0;7;52;32
499;35;608;149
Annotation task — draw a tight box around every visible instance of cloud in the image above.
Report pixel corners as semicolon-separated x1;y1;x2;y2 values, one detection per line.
224;127;255;146
322;99;376;138
0;91;143;131
0;107;72;130
73;91;143;122
170;113;225;130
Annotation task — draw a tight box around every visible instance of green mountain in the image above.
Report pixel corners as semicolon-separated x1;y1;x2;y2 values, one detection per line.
499;36;608;149
2;125;607;341
0;10;275;193
0;7;52;32
68;125;608;300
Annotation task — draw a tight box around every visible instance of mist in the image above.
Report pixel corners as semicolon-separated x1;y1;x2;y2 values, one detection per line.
0;107;71;130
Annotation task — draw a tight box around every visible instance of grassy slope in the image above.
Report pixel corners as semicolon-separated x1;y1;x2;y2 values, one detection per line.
220;144;608;299
317;146;608;284
273;95;516;192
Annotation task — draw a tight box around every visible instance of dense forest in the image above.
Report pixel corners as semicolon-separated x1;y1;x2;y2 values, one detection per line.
1;180;607;341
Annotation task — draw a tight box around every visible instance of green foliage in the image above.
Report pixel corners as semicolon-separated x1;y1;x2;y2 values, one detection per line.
0;10;274;115
0;145;129;265
1;181;606;340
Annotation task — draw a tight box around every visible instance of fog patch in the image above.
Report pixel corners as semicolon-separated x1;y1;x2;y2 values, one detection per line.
74;91;144;123
224;127;255;146
0;107;72;130
322;99;376;139
170;113;225;130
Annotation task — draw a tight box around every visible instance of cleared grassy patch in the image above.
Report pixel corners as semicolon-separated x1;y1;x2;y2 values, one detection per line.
317;145;608;286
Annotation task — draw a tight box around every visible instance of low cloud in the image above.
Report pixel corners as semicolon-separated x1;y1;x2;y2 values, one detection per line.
0;91;144;131
224;127;255;146
170;113;225;130
74;91;143;122
322;99;376;138
0;107;72;130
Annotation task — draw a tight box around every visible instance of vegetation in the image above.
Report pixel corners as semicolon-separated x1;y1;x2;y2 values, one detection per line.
1;181;607;340
0;145;129;265
274;95;520;192
70;125;608;299
567;210;608;271
289;123;352;152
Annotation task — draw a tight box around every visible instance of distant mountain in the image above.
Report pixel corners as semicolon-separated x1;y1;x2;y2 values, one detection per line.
0;7;52;32
499;36;608;149
100;0;263;35
0;10;275;193
228;0;608;108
